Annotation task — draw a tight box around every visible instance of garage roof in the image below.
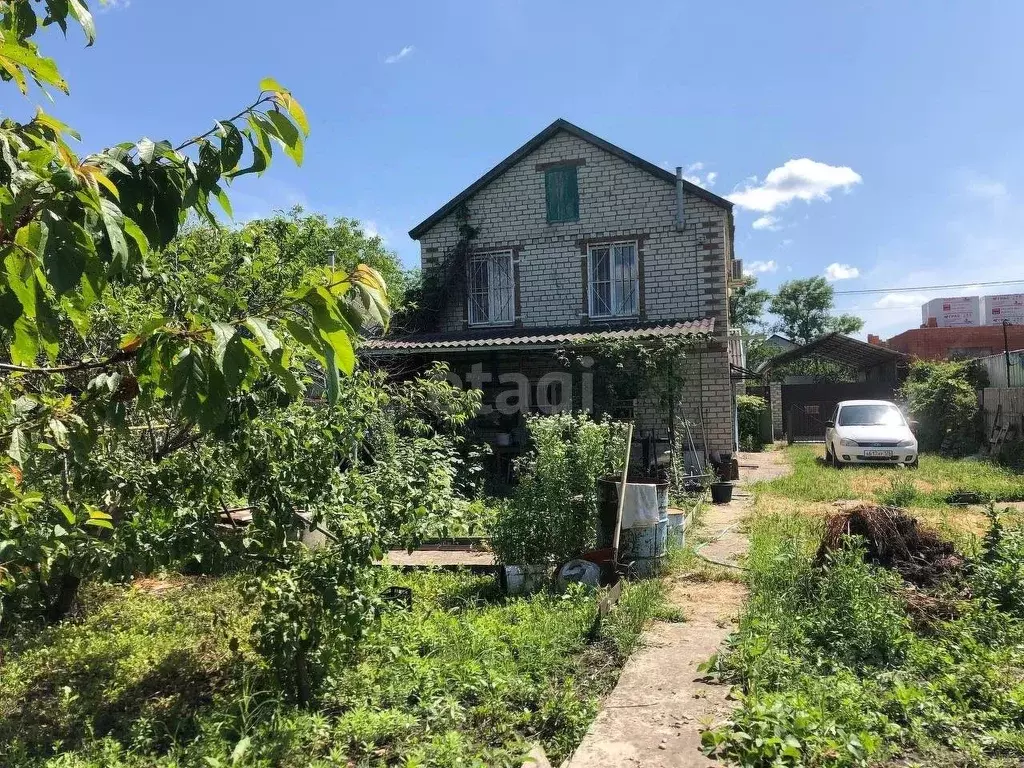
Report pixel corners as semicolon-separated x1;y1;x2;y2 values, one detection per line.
760;332;908;372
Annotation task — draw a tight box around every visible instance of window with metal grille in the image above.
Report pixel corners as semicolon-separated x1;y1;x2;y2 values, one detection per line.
545;166;579;222
468;251;514;325
588;241;639;318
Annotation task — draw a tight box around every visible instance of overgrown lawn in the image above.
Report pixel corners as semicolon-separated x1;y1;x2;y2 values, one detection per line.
704;458;1024;767
0;569;668;768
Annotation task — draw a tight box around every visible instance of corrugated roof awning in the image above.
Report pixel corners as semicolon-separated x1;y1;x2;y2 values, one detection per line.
759;332;908;372
362;318;715;355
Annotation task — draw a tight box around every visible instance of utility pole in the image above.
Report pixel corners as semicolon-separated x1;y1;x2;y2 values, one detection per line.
1004;319;1012;386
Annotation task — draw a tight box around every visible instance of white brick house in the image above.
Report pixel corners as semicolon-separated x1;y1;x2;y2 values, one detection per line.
366;119;738;468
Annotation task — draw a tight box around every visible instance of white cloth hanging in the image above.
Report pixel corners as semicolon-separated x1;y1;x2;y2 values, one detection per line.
616;482;661;529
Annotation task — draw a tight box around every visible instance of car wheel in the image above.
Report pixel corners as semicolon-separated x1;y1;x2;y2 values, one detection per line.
825;445;834;466
908;458;919;470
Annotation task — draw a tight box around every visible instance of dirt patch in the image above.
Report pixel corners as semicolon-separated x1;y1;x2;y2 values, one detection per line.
817;505;963;586
132;576;188;595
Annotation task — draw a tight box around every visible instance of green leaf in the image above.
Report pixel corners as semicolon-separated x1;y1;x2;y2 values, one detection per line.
283;318;326;367
210;322;236;369
7;427;30;467
0;42;68;94
136;137;156;164
222;333;251;390
47;418;69;449
225;133;268;179
100;199;130;271
122;217;150;255
56;502;76;525
266;109;303;165
321;326;355;376
11;314;39;365
325;358;340;405
231;736;251;765
245;317;281;356
212;185;233;219
83;518;113;530
68;0;96;45
218;122;244;172
258;77;286;93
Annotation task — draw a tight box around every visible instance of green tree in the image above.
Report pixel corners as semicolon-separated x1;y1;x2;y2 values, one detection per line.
729;275;771;330
0;2;389;624
768;276;863;344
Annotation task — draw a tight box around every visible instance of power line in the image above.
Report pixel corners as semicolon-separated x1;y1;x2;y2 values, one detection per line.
833;278;1024;296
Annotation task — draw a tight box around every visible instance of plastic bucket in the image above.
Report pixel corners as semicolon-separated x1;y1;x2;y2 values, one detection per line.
667;510;687;547
710;482;734;504
498;565;547;595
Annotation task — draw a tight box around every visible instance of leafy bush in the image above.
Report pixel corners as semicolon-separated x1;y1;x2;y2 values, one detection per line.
901;359;984;455
737;394;769;452
491;414;628;566
877;470;918;508
973;507;1024;618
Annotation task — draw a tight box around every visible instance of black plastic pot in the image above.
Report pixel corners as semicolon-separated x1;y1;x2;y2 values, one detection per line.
710;482;734;504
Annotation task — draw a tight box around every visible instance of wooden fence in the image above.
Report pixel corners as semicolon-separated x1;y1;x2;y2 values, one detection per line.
980;387;1024;444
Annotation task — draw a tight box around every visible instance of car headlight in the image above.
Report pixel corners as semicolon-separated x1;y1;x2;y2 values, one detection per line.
897;439;916;448
839;438;858;447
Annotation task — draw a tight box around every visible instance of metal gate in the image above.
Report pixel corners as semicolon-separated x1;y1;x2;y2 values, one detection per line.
782;381;899;442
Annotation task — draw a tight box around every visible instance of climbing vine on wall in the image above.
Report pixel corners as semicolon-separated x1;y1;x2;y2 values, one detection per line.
404;203;478;332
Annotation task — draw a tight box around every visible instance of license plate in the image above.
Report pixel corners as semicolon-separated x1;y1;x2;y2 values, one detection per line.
863;449;892;457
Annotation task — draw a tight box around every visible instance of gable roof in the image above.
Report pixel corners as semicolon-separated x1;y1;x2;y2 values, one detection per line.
408;118;733;240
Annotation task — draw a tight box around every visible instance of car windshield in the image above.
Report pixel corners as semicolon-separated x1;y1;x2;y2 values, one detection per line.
838;404;905;427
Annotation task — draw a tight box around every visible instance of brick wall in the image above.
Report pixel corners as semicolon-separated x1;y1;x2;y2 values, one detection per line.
879;326;1024;360
418;131;731;334
415;128;735;454
769;381;783;440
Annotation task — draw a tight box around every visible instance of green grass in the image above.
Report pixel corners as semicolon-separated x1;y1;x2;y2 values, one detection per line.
0;568;668;768
757;445;1024;508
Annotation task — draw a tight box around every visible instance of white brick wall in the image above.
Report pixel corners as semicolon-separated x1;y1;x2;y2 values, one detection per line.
415;128;735;453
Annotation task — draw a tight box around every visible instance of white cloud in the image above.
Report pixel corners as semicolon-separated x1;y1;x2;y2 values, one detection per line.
966;178;1008;200
752;215;780;231
384;45;415;64
744;259;777;276
824;262;860;281
682;161;717;189
99;0;131;10
729;158;862;213
873;292;928;309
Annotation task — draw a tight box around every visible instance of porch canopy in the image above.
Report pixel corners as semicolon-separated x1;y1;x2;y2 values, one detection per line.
362;318;715;355
759;332;908;380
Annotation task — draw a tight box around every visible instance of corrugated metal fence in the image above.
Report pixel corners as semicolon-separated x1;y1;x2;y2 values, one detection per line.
977;350;1024;388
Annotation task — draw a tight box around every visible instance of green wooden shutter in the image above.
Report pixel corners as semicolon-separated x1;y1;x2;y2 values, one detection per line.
545;166;579;222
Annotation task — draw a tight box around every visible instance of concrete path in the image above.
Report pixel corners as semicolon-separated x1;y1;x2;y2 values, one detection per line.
566;451;790;768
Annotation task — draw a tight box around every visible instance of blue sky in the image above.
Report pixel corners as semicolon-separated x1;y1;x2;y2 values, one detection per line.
10;0;1024;338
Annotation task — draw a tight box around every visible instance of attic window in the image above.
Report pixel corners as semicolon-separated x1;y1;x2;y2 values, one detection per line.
545;165;579;223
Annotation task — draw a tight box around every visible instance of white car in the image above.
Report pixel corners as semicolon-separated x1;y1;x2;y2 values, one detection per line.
824;399;918;468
